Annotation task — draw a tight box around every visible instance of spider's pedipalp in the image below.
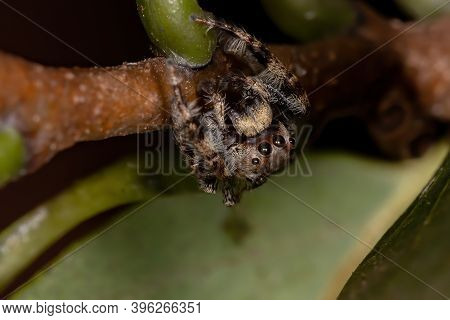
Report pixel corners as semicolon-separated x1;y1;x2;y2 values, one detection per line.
222;178;242;206
198;176;218;194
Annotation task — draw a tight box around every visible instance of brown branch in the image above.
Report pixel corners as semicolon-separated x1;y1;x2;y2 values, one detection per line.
0;54;170;171
0;11;448;175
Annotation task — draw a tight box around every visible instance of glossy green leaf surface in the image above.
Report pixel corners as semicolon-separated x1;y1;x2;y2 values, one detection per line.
10;144;447;299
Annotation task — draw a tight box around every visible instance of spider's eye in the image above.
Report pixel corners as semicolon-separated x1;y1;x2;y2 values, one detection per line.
289;137;296;146
273;135;286;148
258;142;272;156
252;158;260;165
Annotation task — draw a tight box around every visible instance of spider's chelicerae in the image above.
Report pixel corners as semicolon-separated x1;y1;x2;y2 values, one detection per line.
168;17;310;206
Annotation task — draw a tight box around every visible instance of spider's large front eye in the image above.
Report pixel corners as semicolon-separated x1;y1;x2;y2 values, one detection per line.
273;135;286;148
258;142;272;156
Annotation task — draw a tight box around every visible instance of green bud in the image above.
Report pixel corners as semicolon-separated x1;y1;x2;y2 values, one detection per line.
137;0;216;68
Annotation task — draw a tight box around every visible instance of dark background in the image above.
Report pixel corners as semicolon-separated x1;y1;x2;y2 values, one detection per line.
0;0;407;66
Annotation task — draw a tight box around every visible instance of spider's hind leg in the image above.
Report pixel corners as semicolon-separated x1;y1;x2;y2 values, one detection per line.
193;16;273;67
193;16;309;117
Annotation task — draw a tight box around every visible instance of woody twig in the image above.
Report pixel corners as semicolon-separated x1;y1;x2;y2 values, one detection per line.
0;12;448;178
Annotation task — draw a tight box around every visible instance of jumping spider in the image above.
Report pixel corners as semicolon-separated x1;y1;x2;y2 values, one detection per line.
169;17;310;206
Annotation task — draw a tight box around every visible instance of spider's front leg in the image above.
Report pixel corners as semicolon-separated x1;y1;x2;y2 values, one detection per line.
167;62;219;194
167;62;200;149
193;16;272;67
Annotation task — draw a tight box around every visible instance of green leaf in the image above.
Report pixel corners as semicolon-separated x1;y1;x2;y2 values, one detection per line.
9;143;447;299
339;152;450;299
261;0;357;42
0;128;26;187
137;0;216;67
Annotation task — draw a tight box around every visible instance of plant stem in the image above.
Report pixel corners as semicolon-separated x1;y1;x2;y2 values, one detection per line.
0;158;154;290
0;9;448;174
0;128;25;187
136;0;216;67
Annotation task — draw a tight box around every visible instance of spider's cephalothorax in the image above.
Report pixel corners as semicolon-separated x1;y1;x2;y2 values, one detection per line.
168;17;309;206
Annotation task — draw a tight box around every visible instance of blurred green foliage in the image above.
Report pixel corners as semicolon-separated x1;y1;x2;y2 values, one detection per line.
9;144;447;299
261;0;356;42
397;0;450;19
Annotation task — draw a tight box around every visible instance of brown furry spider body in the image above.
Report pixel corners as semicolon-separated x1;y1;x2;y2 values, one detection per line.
169;17;310;206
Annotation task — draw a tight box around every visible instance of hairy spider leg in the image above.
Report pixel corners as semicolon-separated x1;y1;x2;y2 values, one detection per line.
193;16;309;117
167;61;219;194
222;177;242;207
